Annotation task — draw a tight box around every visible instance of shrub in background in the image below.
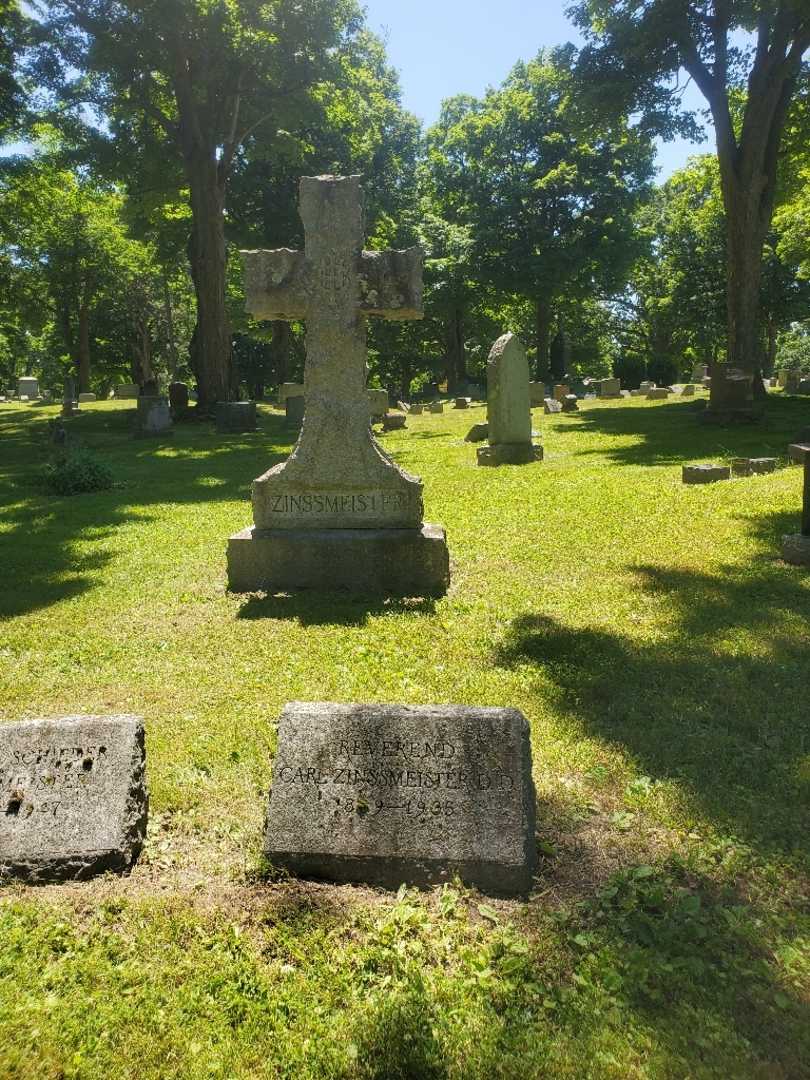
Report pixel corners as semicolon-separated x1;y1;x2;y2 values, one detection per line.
44;449;114;495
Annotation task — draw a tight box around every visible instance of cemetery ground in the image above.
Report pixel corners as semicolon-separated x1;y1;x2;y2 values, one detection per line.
1;394;809;1080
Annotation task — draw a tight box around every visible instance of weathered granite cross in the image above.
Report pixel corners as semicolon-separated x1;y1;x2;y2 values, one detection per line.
241;174;424;532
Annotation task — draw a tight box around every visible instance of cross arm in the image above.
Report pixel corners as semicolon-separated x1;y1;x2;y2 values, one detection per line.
241;248;309;322
359;247;423;321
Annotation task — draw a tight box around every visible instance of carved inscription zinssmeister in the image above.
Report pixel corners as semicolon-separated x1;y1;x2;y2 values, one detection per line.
267;492;414;517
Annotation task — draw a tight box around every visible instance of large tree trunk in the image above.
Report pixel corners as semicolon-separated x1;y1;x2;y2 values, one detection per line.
186;153;234;413
77;297;91;394
691;23;806;423
163;276;180;379
445;307;466;391
706;174;768;422
535;297;552;381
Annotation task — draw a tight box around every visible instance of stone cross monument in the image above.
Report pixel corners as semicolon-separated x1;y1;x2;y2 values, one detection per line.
228;174;449;596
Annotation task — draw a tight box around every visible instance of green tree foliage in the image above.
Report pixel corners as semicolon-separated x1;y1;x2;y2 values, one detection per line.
33;0;366;410
0;153;164;393
424;47;654;379
570;0;810;420
0;0;26;142
611;154;810;383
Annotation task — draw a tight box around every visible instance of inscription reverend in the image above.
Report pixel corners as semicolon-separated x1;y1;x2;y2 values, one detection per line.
0;715;148;883
264;703;536;896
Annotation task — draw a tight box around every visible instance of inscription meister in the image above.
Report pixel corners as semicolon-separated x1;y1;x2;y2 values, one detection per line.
267;492;413;517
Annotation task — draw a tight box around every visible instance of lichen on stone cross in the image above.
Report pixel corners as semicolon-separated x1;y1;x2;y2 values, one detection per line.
241;175;425;531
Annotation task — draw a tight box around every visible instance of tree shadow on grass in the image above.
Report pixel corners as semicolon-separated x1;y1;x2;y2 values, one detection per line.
559;396;810;468
236;593;437;628
0;407;294;619
494;555;810;857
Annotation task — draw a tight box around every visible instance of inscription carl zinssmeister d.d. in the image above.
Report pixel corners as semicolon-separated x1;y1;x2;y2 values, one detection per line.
264;703;537;897
0;715;148;883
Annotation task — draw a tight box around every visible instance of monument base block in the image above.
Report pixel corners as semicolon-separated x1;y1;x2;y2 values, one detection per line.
782;534;810;566
227;523;450;597
477;443;543;467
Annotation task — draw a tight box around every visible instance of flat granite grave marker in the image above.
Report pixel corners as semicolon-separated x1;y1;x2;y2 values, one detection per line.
0;714;147;883
264;702;536;896
683;463;731;484
232;175;449;596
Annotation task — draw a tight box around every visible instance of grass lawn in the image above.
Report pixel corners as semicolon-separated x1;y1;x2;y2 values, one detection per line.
1;392;809;1079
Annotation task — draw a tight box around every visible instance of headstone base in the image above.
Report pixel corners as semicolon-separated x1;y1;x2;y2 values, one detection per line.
227;524;450;597
782;534;810;566
477;443;542;467
682;463;731;484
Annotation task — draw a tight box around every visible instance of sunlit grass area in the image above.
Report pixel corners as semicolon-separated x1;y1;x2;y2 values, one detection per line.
1;394;809;1079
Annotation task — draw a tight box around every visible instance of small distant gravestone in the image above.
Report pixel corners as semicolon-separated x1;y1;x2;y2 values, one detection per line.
134;396;172;438
368;388;389;420
647;388;670;400
598;378;622;399
692;364;709;382
478;334;541;466
553;384;570;403
733;457;777;477
17;376;39;399
453;397;470;409
78;393;96;404
782;458;810;566
409;403;424;415
382;413;407;431
544;398;562;415
683;463;731;484
264;702;537;897
0;715;147;883
788;443;810;466
61;377;80;418
561;394;579;412
398;401;411;413
278;382;305;406
465;422;489;443
115;383;139;400
428;401;444;414
216;401;257;433
679;384;696;397
169;381;190;419
285;394;306;428
528;382;546;406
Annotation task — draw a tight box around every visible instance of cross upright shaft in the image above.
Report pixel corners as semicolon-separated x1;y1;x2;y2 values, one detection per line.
240;175;425;532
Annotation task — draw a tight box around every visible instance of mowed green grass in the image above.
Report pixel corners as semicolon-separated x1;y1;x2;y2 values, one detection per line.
0;393;808;1080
